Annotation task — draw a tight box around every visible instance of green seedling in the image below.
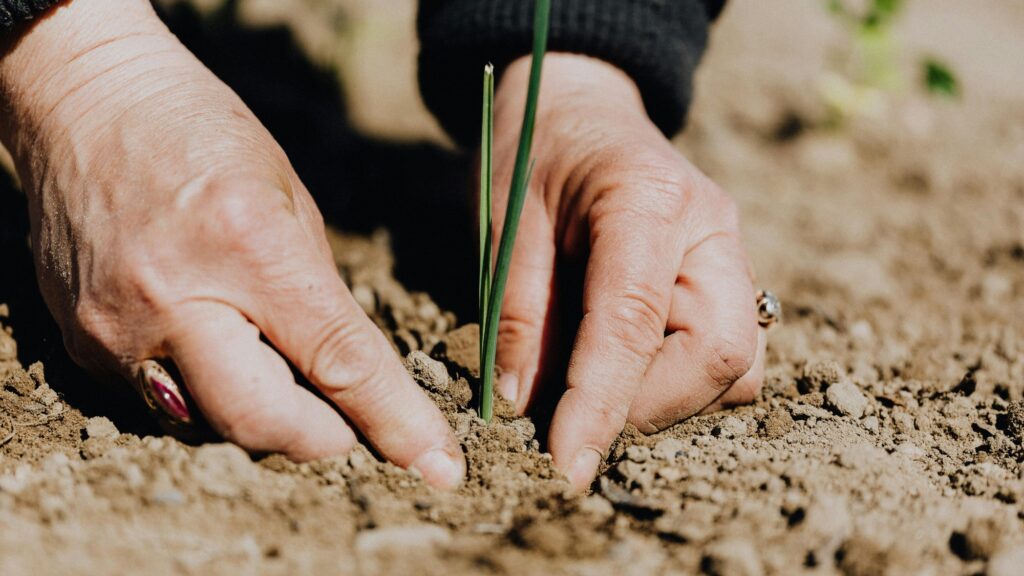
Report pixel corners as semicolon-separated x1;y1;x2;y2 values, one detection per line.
822;0;960;122
478;0;550;422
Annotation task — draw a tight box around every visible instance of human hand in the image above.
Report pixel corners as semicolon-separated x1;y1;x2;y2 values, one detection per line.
490;54;766;491
0;0;464;488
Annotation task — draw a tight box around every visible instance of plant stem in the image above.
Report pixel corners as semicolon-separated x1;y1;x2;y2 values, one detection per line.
479;0;550;422
479;64;494;362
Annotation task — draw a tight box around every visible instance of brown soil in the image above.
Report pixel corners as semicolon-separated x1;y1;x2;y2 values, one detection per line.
3;0;1024;574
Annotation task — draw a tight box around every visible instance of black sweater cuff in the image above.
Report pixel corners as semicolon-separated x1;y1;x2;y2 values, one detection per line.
418;0;724;148
0;0;59;31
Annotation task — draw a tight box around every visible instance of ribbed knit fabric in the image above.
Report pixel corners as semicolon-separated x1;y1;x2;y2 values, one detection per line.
0;0;59;31
418;0;726;147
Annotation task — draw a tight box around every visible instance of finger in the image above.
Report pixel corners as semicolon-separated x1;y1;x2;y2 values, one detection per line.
548;195;684;491
493;196;558;413
165;303;357;460
628;232;759;432
255;249;466;489
698;327;767;415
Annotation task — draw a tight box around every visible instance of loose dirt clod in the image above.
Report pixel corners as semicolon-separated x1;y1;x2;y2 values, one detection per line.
84;417;119;441
761;408;794;438
825;380;869;418
404;351;450;393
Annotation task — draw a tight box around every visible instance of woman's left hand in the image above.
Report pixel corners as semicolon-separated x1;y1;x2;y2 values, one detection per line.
490;53;767;492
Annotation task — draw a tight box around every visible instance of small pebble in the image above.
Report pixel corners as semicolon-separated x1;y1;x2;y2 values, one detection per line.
657;467;684;483
453;413;473;438
652;438;686;461
349;448;372;470
862;416;880;433
625;445;651;463
825;380;868;419
84;416;119;441
716;416;747;438
403;351;449;393
893;411;915;434
895;442;926;459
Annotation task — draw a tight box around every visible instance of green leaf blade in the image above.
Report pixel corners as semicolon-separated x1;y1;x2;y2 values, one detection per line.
479;0;550;422
479;64;495;362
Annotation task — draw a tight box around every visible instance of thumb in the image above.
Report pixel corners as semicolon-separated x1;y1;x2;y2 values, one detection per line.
492;195;557;413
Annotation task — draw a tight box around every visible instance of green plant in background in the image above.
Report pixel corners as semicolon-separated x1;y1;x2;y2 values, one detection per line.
822;0;960;122
478;0;550;422
922;58;959;98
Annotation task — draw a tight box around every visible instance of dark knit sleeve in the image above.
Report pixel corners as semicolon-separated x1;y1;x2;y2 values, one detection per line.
418;0;726;147
0;0;60;31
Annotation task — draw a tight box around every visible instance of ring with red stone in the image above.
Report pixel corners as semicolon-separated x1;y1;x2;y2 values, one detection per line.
135;359;192;425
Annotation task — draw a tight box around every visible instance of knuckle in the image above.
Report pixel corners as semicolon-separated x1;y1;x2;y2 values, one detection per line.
645;170;695;217
497;314;543;345
306;317;386;395
607;283;668;350
197;177;291;256
699;333;757;391
589;155;694;227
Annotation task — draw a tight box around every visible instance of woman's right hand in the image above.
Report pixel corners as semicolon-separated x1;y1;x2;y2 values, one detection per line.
0;0;465;488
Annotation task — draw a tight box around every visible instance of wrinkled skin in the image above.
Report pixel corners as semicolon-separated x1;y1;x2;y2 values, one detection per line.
0;0;763;493
492;55;765;490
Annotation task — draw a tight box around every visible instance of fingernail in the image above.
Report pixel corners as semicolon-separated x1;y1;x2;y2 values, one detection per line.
567;448;603;492
497;372;519;406
410;447;465;490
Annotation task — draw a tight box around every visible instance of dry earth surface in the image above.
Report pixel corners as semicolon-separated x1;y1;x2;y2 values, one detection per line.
1;0;1024;574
